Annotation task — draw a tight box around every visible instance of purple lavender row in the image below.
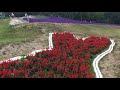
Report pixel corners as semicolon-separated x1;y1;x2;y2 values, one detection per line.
23;16;120;26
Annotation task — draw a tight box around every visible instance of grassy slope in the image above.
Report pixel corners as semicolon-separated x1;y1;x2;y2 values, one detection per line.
56;24;120;38
0;19;43;44
35;15;48;18
1;18;120;44
0;19;120;77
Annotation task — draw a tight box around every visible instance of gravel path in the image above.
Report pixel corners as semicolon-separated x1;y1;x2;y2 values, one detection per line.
9;17;29;26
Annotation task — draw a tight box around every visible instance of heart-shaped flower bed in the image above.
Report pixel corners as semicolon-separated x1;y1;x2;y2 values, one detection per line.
0;32;110;78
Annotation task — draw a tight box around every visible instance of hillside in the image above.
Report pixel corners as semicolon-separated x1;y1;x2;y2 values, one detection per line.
0;18;120;78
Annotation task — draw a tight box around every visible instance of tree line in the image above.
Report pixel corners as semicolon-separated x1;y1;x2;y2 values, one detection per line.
3;12;120;24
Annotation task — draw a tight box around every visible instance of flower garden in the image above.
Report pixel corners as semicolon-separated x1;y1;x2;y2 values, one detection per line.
0;32;111;78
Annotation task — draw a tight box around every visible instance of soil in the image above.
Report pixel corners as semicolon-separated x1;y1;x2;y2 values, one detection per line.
99;38;120;78
0;33;49;61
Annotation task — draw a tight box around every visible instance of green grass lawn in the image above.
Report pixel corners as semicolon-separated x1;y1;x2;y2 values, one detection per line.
0;19;43;44
1;18;120;45
57;24;120;38
35;15;48;18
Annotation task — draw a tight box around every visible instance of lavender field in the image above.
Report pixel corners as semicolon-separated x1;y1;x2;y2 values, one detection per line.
23;16;120;26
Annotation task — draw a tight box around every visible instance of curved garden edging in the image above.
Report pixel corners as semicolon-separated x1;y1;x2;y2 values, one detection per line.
93;39;115;78
0;33;54;64
0;33;115;78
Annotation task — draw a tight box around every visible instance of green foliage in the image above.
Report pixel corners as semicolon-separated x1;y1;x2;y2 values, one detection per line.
2;51;7;55
20;54;26;60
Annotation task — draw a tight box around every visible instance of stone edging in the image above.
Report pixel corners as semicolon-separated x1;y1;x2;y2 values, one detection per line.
0;33;54;64
92;39;115;78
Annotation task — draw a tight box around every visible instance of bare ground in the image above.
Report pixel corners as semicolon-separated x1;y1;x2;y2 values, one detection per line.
0;33;49;61
99;38;120;78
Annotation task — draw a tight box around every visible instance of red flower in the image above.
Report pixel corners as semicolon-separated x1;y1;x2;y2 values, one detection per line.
86;53;91;59
0;32;110;78
25;75;29;78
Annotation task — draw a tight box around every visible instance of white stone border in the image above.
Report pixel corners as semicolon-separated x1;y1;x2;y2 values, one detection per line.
93;39;115;78
0;33;54;64
0;33;115;78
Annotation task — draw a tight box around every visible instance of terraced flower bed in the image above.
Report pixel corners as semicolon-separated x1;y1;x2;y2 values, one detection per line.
0;32;110;78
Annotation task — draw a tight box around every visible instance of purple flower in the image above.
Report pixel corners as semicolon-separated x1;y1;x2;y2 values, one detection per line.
23;16;120;26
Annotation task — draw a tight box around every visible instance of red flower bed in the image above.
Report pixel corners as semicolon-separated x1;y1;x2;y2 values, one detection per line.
0;32;110;78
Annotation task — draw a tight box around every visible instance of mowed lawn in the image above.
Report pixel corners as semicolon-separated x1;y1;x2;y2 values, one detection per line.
0;19;43;44
56;24;120;38
1;18;120;45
